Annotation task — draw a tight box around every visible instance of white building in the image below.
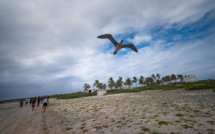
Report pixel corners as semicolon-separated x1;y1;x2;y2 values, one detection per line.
183;75;197;82
123;85;132;89
85;89;96;93
97;90;107;96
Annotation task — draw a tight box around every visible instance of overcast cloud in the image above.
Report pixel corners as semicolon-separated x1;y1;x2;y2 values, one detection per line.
0;0;215;101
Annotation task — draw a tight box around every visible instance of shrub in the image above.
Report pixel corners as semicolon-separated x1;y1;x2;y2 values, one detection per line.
106;88;141;94
185;84;214;90
50;91;97;99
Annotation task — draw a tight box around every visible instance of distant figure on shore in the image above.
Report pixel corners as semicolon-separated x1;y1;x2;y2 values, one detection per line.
25;98;29;106
37;96;41;107
40;97;43;103
30;98;32;105
42;96;49;112
32;97;36;111
20;99;23;107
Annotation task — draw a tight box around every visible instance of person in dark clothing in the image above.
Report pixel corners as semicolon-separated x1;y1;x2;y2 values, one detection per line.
32;97;36;111
37;96;41;107
30;98;32;105
42;96;49;112
25;98;29;106
41;97;43;103
20;99;23;107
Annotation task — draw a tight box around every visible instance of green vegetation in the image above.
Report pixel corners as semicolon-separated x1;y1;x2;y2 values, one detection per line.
0;99;18;104
83;129;88;132
158;121;169;126
104;79;215;95
141;126;150;131
103;125;109;128
152;132;160;134
175;114;184;117
49;91;97;99
184;80;215;90
207;121;215;125
1;79;214;102
181;124;193;129
65;127;73;130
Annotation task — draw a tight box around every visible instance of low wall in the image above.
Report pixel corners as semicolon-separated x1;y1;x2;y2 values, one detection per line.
97;90;106;96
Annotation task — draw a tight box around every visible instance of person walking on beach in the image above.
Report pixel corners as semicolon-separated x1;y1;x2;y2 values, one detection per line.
32;97;36;111
37;96;41;107
20;99;23;107
42;96;49;112
25;97;29;106
30;98;32;105
41;96;43;103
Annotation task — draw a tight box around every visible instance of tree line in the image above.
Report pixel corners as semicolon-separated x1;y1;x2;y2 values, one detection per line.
83;73;184;92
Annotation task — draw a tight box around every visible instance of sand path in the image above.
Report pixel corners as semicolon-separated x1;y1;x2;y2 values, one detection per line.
0;101;64;134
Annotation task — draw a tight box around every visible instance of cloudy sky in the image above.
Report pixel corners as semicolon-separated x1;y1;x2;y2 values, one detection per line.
0;0;215;101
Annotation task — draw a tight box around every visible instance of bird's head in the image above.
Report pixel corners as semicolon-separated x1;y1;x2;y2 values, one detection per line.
120;40;123;43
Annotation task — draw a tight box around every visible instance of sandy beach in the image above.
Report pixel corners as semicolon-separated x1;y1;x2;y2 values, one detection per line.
0;89;215;134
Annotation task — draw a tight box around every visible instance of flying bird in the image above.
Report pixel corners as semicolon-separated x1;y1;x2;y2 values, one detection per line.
97;34;138;55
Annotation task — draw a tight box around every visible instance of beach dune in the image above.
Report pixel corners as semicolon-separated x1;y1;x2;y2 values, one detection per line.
0;89;215;134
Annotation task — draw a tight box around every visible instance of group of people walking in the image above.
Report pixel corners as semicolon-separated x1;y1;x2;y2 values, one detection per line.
20;96;49;112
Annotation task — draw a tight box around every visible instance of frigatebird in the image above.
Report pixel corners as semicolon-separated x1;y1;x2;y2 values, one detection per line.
97;34;138;55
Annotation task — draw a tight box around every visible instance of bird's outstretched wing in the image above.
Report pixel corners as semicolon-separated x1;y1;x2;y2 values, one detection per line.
122;44;138;53
97;34;118;47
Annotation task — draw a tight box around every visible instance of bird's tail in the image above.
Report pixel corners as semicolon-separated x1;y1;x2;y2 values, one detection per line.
114;51;117;55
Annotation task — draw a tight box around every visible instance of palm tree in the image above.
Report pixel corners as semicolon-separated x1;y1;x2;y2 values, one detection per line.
83;83;90;92
108;77;115;89
145;77;150;86
149;77;154;85
177;74;183;83
165;75;171;84
151;74;156;85
132;76;138;88
103;83;107;90
125;78;132;89
171;74;176;84
139;76;144;87
156;79;161;85
156;73;160;83
161;77;166;85
116;77;123;89
93;80;99;89
97;83;103;90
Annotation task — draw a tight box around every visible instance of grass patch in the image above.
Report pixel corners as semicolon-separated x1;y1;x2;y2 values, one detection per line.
181;124;193;129
79;126;85;129
152;132;160;134
103;125;109;128
193;110;200;113
111;119;115;122
175;114;184;117
158;121;169;126
83;129;88;133
116;121;122;123
188;115;194;118
207;121;215;125
50;91;97;99
141;126;150;131
175;120;181;123
152;115;159;119
65;127;73;130
183;119;197;123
